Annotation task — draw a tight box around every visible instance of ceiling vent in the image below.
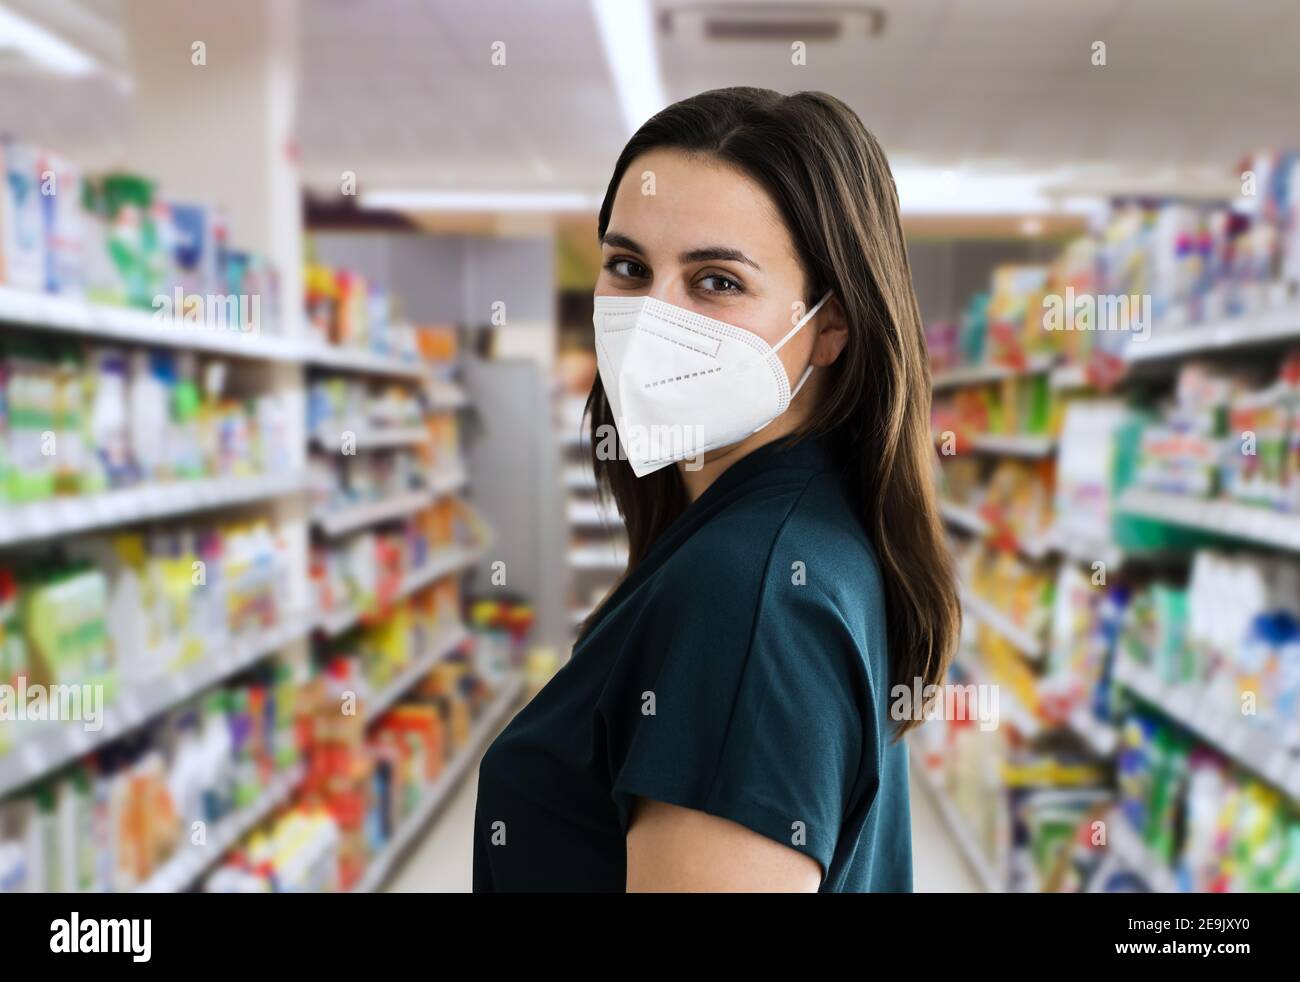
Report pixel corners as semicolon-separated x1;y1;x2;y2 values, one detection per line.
658;2;886;43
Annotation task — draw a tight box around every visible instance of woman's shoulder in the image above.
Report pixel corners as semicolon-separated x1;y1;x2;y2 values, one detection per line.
664;467;883;621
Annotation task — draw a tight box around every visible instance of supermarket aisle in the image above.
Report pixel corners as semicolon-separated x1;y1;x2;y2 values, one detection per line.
911;776;984;893
384;701;520;892
385;761;480;892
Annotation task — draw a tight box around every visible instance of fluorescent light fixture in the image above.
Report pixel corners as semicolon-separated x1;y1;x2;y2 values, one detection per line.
361;189;603;213
590;0;667;134
893;165;1099;216
0;6;100;76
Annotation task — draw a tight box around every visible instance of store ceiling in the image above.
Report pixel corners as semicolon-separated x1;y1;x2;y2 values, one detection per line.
1;0;1298;201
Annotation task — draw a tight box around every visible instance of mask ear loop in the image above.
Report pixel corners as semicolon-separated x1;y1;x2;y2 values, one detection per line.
758;289;833;398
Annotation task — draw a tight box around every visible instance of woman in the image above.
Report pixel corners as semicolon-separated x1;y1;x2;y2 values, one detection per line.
473;87;959;892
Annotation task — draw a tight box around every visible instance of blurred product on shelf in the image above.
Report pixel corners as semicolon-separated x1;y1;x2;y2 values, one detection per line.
0;340;295;503
466;598;534;688
302;252;418;363
317;577;464;697
927;151;1300;387
1;136;281;330
932;370;1057;445
0;518;293;751
1131;351;1300;512
1054;400;1130;546
1116;710;1300;892
0;658;302;892
311;497;479;620
1041;563;1129;732
308;447;428;516
308;375;425;438
205;639;519;893
942;457;1055;553
955;539;1055;651
1119;550;1300;746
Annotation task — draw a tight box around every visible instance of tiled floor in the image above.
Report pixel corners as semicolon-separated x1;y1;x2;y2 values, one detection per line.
387;754;985;893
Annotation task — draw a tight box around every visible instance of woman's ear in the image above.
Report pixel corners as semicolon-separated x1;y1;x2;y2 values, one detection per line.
810;297;849;367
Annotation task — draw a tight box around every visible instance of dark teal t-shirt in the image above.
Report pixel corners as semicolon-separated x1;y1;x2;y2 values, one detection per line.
473;435;912;892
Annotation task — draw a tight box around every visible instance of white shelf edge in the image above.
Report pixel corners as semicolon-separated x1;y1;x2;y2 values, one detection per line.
1125;306;1300;364
312;489;436;537
931;353;1056;392
1118;487;1300;553
300;342;429;379
311;425;430;452
1107;808;1179;893
959;586;1046;661
938;499;988;536
968;433;1058;458
352;672;525;893
1113;656;1300;803
0;470;307;547
0;286;301;362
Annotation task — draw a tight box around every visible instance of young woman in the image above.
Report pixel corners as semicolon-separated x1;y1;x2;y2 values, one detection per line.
473;87;959;892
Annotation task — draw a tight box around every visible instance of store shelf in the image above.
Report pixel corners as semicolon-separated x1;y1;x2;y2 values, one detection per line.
969;434;1057;458
1067;705;1120;757
0;470;307;548
1126;305;1300;365
365;624;469;721
952;656;1042;737
429;465;468;496
959;586;1047;661
427;382;469;411
939;499;988;536
911;762;1004;893
932;354;1056;392
317;544;484;637
311;425;430;452
353;671;525;893
1112;656;1300;802
0;285;302;362
1118;487;1300;553
567;500;620;527
0;611;315;798
312;489;435;536
300;341;428;379
136;763;306;893
568;544;628;570
1107;809;1179;893
564;466;598;491
1051;524;1125;569
1049;362;1091;390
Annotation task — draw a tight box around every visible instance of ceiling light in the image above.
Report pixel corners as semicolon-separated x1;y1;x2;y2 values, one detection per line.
0;5;101;76
590;0;667;135
360;190;603;213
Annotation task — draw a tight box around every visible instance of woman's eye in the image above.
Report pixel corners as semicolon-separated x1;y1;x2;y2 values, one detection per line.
698;274;742;294
604;258;648;280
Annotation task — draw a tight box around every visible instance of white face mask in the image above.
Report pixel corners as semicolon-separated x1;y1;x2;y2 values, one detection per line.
593;290;833;477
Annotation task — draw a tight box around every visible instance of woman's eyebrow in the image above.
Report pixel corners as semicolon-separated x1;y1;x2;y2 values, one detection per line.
601;232;644;254
679;246;761;271
602;233;761;272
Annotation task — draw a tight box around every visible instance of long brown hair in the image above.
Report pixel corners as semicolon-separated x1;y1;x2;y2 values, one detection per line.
587;87;958;736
